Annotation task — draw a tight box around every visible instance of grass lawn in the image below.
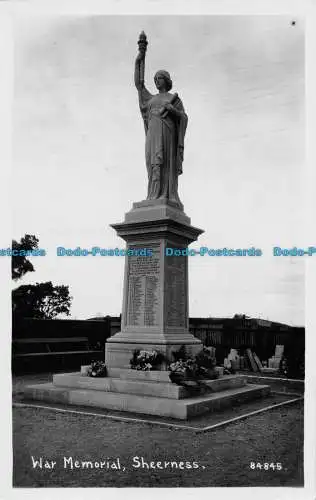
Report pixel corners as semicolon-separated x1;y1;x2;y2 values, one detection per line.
12;399;304;487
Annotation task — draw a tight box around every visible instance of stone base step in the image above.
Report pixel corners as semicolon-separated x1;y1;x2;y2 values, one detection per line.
261;367;279;374
53;372;247;400
23;382;270;420
104;367;226;384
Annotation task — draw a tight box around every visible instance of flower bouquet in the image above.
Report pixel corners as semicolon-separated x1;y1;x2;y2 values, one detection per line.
169;358;200;386
130;349;164;371
169;346;219;389
87;360;107;378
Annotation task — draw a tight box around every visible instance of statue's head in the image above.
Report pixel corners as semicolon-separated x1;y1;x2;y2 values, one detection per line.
154;70;173;92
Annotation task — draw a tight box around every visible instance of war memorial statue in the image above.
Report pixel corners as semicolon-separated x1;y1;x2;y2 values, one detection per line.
134;32;187;207
24;33;271;420
103;31;203;371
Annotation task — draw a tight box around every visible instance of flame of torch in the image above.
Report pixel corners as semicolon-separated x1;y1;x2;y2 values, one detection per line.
138;31;148;55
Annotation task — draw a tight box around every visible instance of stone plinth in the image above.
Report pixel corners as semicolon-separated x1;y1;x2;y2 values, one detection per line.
105;200;204;369
22;201;274;421
52;372;248;399
23;371;271;420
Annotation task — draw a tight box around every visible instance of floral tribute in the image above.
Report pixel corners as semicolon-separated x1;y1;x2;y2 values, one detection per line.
130;349;165;371
87;360;107;378
169;345;218;387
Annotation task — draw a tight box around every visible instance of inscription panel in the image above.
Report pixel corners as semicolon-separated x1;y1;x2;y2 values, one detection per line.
126;244;160;327
165;249;187;328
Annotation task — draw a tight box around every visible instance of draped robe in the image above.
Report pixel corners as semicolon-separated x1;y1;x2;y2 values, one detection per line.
138;89;188;206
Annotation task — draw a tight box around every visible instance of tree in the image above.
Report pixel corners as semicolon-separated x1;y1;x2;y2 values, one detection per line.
12;281;72;320
233;314;250;320
12;234;39;281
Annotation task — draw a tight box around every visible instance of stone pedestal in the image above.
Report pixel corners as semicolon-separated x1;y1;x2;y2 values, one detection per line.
24;372;271;420
105;200;204;369
23;200;272;421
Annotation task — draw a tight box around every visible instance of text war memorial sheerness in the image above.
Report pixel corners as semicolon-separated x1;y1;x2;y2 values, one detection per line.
22;32;304;422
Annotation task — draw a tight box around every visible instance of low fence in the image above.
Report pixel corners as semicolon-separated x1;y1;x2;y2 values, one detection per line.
12;316;305;375
189;318;305;377
12;318;115;374
190;319;304;358
12;317;116;343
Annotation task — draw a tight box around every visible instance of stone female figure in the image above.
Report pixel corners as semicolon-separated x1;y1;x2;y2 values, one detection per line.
134;32;188;208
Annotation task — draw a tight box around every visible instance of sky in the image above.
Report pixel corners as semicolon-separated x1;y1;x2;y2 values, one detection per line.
11;14;305;325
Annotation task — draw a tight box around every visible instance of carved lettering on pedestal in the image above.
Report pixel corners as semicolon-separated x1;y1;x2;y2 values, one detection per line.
126;245;160;327
165;251;187;327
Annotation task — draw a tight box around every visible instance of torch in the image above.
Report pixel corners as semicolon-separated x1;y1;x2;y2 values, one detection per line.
138;30;148;55
137;31;148;85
